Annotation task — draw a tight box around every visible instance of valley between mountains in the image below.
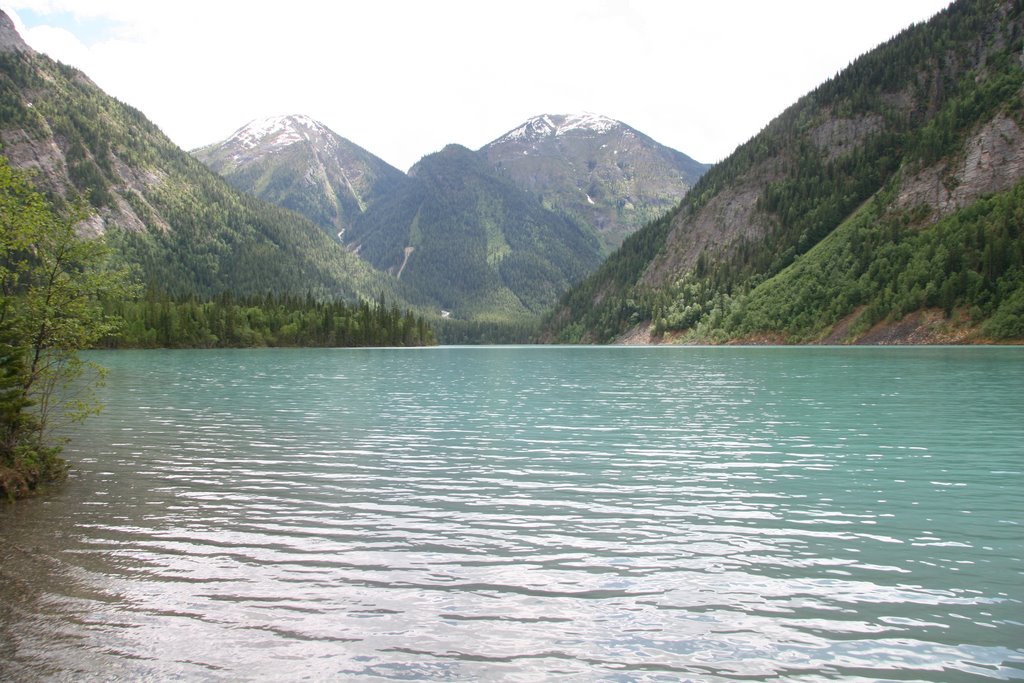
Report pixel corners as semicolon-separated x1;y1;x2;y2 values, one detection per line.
2;0;1023;345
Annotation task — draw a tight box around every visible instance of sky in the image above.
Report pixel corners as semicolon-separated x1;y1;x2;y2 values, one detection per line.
2;0;951;172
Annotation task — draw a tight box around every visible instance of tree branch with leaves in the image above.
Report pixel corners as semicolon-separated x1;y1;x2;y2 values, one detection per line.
1;156;135;499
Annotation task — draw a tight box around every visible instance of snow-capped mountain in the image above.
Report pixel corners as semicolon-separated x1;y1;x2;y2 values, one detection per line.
192;115;405;239
193;111;709;320
218;114;328;159
481;113;710;250
494;113;623;143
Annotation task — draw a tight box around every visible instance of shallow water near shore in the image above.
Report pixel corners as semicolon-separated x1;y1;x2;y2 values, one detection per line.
1;346;1022;680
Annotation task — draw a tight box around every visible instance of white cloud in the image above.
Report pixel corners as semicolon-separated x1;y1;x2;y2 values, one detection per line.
19;22;88;61
2;0;950;171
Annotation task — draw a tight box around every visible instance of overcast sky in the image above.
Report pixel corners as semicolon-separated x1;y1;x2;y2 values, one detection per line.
3;0;950;172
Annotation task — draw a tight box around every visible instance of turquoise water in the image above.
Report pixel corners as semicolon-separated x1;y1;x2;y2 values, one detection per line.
1;346;1022;681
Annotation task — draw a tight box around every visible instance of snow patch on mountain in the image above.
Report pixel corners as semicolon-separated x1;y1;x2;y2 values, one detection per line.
495;113;623;144
228;114;327;151
555;113;620;136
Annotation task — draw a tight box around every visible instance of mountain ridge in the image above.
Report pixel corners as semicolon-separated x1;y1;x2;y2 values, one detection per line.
481;112;710;250
541;0;1024;344
0;11;30;53
0;15;409;308
192;114;406;242
193;111;710;256
490;113;624;143
192;111;705;324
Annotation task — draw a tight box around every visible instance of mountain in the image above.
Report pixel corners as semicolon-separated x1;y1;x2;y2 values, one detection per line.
0;12;402;304
191;112;702;324
481;113;710;251
192;115;405;241
543;0;1024;344
343;144;605;319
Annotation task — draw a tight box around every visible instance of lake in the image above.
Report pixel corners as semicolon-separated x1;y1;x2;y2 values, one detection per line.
1;346;1022;681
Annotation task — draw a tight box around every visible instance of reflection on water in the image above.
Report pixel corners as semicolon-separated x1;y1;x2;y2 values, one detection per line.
1;347;1022;680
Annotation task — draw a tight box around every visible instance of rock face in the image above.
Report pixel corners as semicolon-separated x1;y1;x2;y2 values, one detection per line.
809;114;884;162
645;181;773;288
0;10;167;237
638;1;1024;295
0;11;30;53
0;96;164;238
481;113;710;251
192;115;406;240
896;114;1024;220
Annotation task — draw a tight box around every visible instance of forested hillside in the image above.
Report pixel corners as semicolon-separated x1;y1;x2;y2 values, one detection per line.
0;15;408;306
542;0;1024;344
345;144;605;320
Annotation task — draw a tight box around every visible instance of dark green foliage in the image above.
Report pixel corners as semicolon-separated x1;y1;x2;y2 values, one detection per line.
539;212;675;342
983;286;1024;338
718;179;1024;341
100;292;436;349
347;145;604;320
0;331;33;460
100;187;407;303
435;317;539;345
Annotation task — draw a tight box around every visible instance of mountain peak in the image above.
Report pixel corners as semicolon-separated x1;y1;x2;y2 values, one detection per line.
481;112;709;250
193;114;406;239
0;10;33;53
495;113;624;144
226;114;328;151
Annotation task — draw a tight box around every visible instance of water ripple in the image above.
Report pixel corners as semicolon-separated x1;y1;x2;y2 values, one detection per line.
2;347;1022;681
